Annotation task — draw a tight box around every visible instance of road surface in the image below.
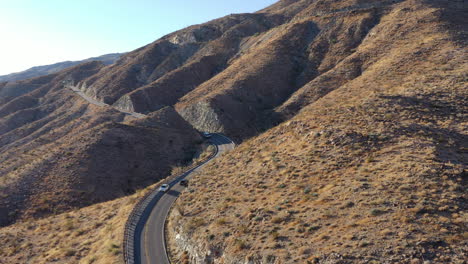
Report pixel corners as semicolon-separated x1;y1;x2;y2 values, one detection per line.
67;83;235;263
68;85;146;119
136;133;235;264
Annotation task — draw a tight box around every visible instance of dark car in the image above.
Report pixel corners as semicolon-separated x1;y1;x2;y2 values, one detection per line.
180;179;189;186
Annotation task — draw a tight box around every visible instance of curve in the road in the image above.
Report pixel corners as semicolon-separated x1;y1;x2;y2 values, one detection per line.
68;85;146;119
66;84;236;264
134;134;235;264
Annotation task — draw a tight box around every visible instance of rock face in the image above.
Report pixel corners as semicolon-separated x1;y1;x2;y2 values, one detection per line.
177;101;225;133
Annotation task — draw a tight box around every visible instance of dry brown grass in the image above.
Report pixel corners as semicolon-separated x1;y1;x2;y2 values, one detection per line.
0;101;202;226
167;0;467;263
0;0;466;263
0;181;163;264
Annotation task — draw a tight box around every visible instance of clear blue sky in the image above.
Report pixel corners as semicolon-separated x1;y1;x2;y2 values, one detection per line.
0;0;277;75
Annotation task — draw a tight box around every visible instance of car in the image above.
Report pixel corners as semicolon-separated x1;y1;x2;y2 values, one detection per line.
202;132;212;138
180;179;189;186
158;184;170;192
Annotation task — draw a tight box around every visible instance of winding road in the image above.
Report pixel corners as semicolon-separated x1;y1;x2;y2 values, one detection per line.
67;83;235;263
68;85;146;118
137;133;235;264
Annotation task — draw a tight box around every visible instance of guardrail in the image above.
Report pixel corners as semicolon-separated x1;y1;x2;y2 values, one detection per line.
123;143;218;264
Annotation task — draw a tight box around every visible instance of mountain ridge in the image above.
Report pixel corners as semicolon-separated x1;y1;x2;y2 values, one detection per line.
0;53;123;83
0;0;466;263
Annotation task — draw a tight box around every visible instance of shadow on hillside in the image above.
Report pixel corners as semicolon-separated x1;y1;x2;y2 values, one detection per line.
379;94;465;119
379;94;467;166
400;123;467;166
424;0;467;42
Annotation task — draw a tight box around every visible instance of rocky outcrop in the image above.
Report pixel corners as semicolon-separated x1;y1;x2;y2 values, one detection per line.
175;20;320;139
113;54;224;113
177;101;225;133
75;13;283;115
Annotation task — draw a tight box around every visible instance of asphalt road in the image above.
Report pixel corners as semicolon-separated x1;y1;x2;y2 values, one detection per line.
136;133;235;264
68;85;146;119
67;83;235;263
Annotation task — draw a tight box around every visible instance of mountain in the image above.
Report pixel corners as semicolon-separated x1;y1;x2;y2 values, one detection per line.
0;60;203;227
0;53;123;83
0;0;466;263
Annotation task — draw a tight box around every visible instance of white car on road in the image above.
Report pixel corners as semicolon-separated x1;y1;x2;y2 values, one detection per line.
158;184;169;192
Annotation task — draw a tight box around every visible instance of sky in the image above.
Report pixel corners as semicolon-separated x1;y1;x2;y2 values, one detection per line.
0;0;277;76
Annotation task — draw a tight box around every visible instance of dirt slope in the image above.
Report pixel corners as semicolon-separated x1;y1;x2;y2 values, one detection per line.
0;62;202;227
167;0;467;263
0;0;466;263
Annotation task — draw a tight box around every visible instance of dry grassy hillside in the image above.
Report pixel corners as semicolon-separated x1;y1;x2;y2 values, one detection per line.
167;0;467;263
76;13;284;107
64;0;462;146
0;0;466;263
0;62;203;227
0;181;155;264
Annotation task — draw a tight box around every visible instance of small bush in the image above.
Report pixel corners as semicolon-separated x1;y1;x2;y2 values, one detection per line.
270;231;280;240
63;248;76;257
107;243;121;255
186;217;205;232
234;239;249;250
239;224;249;233
64;219;74;231
370;208;385;216
216;218;228;225
272;216;284;224
308;225;321;232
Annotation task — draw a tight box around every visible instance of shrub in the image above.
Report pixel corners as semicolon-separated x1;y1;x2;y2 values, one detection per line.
64;219;74;231
62;248;76;257
370;208;385;216
234;239;249;250
270;231;280;240
186;217;205;232
308;225;321;232
216;218;228;225
239;224;249;233
272;216;284;224
107;242;121;255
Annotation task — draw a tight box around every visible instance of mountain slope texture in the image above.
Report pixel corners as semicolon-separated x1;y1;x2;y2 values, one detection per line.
0;0;466;263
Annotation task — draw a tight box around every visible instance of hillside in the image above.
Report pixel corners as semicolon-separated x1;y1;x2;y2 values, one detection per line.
0;61;202;227
167;0;467;263
0;0;466;263
0;53;123;83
